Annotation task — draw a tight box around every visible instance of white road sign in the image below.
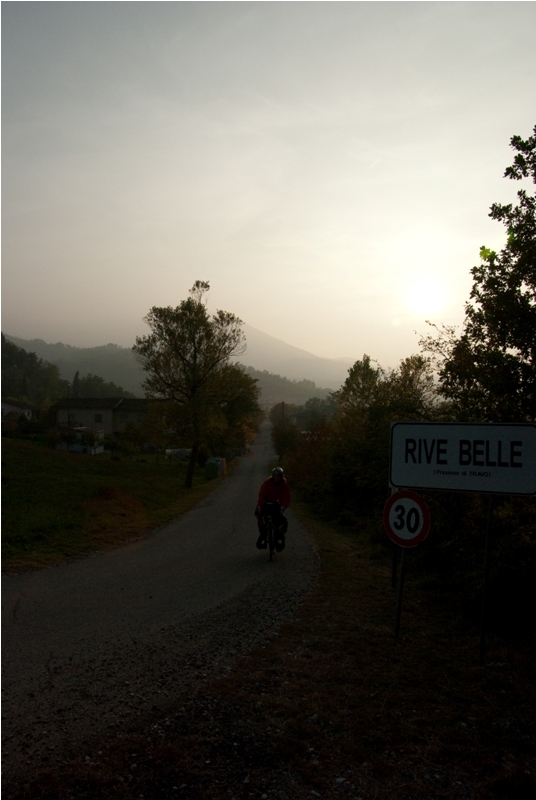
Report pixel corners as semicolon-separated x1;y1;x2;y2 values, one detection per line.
390;423;536;495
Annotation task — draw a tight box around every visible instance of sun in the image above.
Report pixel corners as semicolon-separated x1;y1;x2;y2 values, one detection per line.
406;278;448;317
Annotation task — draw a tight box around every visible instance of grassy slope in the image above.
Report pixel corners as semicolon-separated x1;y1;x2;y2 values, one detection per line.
1;439;221;570
11;503;536;800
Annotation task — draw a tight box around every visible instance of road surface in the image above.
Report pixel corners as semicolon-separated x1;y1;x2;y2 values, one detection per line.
1;423;317;789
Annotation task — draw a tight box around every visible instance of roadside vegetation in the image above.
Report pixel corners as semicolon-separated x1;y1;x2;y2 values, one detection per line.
1;439;225;571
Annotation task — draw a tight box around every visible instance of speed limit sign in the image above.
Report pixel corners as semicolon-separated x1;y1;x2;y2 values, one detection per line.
383;490;431;547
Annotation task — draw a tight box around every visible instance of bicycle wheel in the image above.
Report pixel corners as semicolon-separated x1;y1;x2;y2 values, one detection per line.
267;521;275;561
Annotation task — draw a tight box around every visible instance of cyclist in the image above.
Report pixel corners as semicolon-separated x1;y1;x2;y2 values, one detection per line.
255;466;291;551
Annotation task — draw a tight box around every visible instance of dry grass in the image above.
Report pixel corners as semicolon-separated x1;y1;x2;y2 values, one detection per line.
2;438;223;570
8;503;536;800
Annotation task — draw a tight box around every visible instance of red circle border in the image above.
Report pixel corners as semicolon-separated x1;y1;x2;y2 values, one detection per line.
383;490;431;548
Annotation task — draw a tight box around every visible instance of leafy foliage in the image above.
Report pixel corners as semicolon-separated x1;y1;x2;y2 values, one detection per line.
71;370;136;399
133;282;261;486
271;419;302;461
269;396;337;461
330;354;444;517
421;125;536;422
283;354;444;518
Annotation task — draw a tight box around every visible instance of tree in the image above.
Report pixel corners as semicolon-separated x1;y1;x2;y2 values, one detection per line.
200;367;261;460
299;395;338;428
132;281;250;487
1;333;68;409
269;402;298;425
271;418;302;461
72;372;136;398
281;354;443;518
328;354;444;516
423;126;536;421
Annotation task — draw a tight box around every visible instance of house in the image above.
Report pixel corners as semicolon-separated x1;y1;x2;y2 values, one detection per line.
53;397;150;437
1;399;36;420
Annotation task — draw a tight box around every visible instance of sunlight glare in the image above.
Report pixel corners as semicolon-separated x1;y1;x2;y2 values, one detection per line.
406;278;448;316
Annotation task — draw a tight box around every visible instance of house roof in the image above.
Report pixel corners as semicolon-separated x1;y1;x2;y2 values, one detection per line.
114;398;151;412
54;397;122;410
53;397;150;411
1;398;36;411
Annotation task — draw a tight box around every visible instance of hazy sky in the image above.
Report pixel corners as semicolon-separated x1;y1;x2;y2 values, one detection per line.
2;1;535;367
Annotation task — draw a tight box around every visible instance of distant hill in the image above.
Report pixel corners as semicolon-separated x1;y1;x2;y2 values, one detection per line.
4;335;146;396
1;334;67;408
1;334;135;406
4;324;355;403
240;365;331;407
240;324;353;389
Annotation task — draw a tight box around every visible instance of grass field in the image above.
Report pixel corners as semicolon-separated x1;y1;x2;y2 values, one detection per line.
1;438;222;570
11;502;536;799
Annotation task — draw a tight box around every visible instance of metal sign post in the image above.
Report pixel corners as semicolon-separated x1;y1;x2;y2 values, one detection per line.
479;495;494;664
394;548;406;642
383;490;431;640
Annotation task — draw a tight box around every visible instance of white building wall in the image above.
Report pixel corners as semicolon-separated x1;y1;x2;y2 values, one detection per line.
57;407;115;436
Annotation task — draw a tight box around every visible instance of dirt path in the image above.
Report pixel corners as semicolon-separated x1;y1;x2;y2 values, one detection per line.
1;425;318;791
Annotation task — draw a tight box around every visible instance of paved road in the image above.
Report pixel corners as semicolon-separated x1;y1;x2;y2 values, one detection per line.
1;423;317;789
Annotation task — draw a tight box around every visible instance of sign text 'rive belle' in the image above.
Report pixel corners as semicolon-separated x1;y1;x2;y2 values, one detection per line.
390;423;536;495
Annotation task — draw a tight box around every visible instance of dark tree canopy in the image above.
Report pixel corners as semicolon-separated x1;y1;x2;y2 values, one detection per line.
71;370;135;399
423;126;536;422
133;282;246;404
133;281;258;486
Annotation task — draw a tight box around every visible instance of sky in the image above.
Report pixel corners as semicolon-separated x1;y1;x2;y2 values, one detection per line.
2;1;535;369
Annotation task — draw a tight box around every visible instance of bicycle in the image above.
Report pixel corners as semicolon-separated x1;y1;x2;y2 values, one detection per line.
264;513;276;561
260;502;286;561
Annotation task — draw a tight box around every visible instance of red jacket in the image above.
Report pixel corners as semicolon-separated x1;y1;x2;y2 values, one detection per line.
257;477;291;509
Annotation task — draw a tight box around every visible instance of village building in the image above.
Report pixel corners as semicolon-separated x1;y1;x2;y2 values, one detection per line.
53;397;149;437
1;398;37;420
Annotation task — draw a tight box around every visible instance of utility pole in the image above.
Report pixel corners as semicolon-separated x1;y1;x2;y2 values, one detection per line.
66;382;71;452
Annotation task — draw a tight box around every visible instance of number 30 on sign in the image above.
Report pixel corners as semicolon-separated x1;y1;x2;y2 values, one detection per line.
383;490;431;547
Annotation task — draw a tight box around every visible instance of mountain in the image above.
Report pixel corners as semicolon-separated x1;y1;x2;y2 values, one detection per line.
240;365;331;407
3;324;355;401
240;324;353;389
